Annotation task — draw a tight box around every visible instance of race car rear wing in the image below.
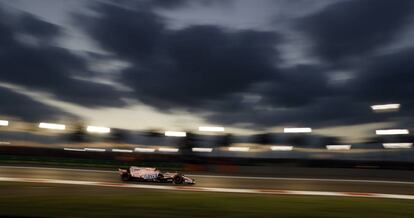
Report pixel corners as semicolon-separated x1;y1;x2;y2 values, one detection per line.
118;168;129;174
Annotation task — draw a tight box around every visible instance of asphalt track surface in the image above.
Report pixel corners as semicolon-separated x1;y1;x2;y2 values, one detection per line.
1;165;414;198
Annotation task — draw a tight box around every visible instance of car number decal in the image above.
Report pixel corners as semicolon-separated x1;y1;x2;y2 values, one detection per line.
143;173;158;180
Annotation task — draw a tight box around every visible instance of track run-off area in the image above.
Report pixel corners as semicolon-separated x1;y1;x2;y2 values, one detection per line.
1;165;414;200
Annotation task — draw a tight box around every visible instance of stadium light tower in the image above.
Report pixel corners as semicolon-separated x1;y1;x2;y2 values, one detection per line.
134;148;156;153
270;145;293;151
383;143;413;149
284;127;312;133
192;147;213;152
84;148;106;152
64;148;85;152
164;131;186;137
371;103;400;112
158;147;180;152
0;120;9;126
112;149;133;153
228;146;250;152
86;125;111;134
375;129;409;135
326;145;352;150
39;122;66;130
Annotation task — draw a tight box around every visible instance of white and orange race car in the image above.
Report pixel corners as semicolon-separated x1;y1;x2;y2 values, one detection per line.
118;166;195;184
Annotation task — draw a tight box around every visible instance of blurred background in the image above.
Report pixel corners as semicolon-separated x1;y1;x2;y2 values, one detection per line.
1;116;414;174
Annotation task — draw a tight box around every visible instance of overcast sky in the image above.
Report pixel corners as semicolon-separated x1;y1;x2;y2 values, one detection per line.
1;0;414;141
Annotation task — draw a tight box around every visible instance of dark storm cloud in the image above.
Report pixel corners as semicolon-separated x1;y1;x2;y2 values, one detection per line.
0;87;75;121
0;4;126;108
206;95;388;129
112;0;227;9
149;0;226;8
0;7;59;46
351;48;414;106
259;65;334;107
16;13;61;40
77;3;280;109
209;47;414;129
0;44;125;107
77;3;165;60
127;0;191;9
75;1;414;130
127;26;279;108
297;0;414;62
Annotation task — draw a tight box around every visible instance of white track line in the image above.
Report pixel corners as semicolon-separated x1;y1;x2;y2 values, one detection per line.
1;176;414;200
189;174;414;185
0;166;116;174
2;165;414;185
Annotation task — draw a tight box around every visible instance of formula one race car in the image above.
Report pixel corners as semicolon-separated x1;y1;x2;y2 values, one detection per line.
118;166;195;185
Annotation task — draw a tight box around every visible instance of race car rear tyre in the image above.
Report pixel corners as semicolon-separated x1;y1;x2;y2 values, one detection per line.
173;175;184;184
157;174;164;182
121;173;130;181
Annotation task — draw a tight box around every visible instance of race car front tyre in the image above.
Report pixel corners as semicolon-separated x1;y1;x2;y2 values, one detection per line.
121;173;130;181
173;175;184;184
